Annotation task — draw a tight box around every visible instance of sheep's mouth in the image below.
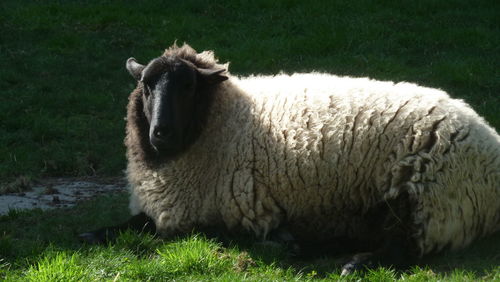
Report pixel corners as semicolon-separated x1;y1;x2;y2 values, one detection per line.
151;140;174;152
150;136;183;155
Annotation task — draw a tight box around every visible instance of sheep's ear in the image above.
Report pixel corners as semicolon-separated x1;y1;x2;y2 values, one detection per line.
197;68;228;84
126;57;145;81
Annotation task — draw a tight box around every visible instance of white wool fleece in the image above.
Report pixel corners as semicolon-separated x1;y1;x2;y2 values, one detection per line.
127;73;500;257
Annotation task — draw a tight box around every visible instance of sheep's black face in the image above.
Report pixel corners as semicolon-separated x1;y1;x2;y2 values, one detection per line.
126;55;227;157
141;57;198;153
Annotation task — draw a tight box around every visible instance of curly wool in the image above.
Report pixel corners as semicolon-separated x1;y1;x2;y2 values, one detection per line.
126;48;500;257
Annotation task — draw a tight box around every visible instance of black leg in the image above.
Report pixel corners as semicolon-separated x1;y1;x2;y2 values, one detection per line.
340;235;417;275
269;228;301;255
341;192;418;275
251;228;301;256
79;212;156;244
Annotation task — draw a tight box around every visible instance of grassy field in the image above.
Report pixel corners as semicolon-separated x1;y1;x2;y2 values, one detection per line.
1;0;499;280
1;193;499;281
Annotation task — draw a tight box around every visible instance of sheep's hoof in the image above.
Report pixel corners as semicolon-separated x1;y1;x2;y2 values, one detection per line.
78;232;103;244
340;252;374;276
263;228;301;256
254;240;282;248
78;229;116;244
78;213;156;244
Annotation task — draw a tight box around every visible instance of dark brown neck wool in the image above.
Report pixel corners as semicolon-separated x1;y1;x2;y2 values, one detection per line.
125;86;157;165
125;43;227;166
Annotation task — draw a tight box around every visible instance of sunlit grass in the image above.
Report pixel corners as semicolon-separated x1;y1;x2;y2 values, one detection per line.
1;194;499;281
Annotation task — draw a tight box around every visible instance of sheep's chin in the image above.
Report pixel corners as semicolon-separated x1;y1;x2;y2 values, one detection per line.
150;141;182;158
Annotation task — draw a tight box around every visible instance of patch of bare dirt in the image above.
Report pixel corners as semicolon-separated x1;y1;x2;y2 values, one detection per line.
0;177;127;216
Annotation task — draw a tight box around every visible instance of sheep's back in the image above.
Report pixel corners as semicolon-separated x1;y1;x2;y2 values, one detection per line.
228;73;500;247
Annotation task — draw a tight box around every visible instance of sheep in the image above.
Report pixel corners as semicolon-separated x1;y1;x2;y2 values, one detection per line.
81;43;500;273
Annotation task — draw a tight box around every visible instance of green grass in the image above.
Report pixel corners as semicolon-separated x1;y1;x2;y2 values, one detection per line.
1;0;499;280
1;194;499;281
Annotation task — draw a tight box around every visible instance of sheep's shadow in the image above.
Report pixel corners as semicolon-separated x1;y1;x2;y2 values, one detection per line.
77;201;500;279
102;228;500;278
2;192;498;279
210;230;500;278
73;192;500;278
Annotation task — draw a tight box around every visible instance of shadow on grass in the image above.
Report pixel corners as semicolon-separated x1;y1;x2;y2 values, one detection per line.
1;192;499;279
242;233;500;278
0;192;130;265
418;232;500;277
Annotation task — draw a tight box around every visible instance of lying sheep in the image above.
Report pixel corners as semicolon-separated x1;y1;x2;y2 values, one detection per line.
81;43;500;273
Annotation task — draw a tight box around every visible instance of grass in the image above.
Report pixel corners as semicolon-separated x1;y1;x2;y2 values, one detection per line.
1;193;499;281
0;0;499;280
1;0;499;181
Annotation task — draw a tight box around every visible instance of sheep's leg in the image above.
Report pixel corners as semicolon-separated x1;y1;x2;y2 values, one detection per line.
252;228;301;255
269;228;302;255
341;192;418;275
79;212;156;244
340;235;416;275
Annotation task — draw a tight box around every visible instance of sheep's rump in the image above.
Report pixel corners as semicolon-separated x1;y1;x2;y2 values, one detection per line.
128;73;500;257
231;74;500;253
